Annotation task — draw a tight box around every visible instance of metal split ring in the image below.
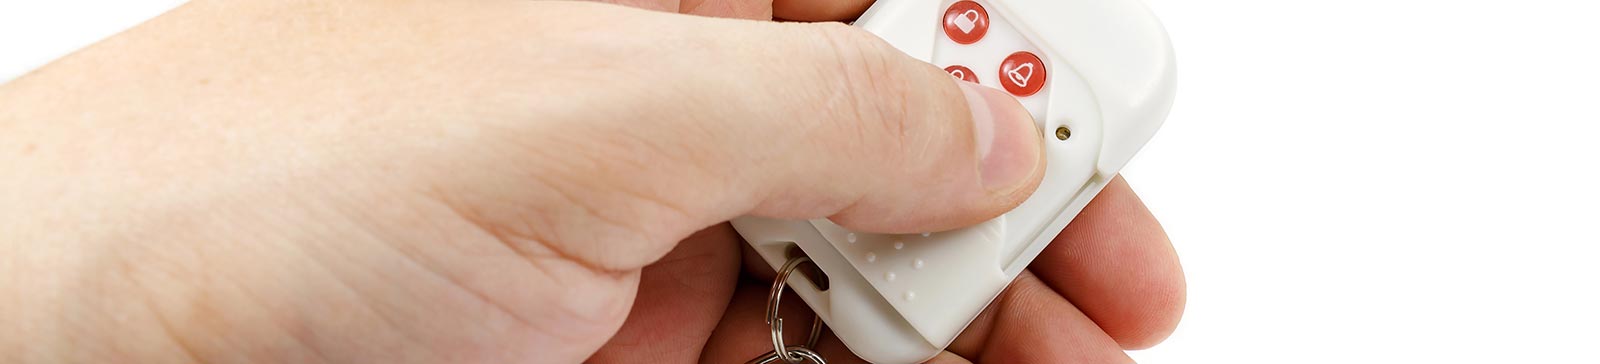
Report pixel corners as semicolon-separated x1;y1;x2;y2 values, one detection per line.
747;347;826;364
744;255;828;364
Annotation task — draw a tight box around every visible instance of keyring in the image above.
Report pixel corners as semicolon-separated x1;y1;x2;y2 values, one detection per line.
745;255;828;364
747;347;826;364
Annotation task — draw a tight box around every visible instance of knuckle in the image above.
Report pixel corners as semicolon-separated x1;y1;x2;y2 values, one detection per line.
427;172;687;273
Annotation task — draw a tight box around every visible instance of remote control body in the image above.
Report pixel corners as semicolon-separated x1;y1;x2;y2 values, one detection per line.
730;0;1174;362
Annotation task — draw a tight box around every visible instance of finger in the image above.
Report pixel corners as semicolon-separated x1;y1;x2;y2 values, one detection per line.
588;0;776;19
811;273;1129;363
699;281;823;363
680;0;775;19
593;0;679;13
808;330;975;364
925;351;977;364
627;7;1046;232
741;241;779;281
1029;176;1186;349
811;333;869;364
972;273;1132;363
430;3;1044;270
706;282;965;364
772;0;874;21
944;291;999;356
587;224;743;363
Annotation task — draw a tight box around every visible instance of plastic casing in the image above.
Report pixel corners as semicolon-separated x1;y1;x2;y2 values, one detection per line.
729;0;1175;362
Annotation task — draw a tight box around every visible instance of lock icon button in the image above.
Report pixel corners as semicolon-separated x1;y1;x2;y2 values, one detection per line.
945;65;979;83
942;1;989;44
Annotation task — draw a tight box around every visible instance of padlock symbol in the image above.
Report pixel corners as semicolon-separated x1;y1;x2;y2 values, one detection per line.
945;65;978;83
953;9;980;34
942;1;989;44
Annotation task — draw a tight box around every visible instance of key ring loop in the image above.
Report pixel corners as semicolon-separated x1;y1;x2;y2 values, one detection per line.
748;347;827;364
766;255;825;364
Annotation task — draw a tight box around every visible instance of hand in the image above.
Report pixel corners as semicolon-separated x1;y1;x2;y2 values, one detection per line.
579;1;1186;363
0;1;1182;364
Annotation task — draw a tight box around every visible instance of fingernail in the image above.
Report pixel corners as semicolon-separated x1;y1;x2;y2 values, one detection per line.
957;81;1042;192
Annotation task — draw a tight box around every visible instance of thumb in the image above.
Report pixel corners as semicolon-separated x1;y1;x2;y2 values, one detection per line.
429;3;1045;269
676;18;1048;233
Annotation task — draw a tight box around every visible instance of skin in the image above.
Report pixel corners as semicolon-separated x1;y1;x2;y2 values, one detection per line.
0;0;1183;363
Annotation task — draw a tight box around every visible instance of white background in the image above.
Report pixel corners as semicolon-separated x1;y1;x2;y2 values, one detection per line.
4;1;1598;363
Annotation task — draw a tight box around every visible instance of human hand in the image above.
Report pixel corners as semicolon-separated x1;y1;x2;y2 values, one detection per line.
574;1;1186;363
0;1;1182;363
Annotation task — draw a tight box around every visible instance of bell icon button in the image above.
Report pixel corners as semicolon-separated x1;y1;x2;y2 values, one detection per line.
999;51;1046;96
942;1;989;45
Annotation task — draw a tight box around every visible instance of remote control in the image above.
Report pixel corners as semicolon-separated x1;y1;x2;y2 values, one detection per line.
730;0;1174;362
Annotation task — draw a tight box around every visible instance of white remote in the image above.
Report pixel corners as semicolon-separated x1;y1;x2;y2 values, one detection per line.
730;0;1174;362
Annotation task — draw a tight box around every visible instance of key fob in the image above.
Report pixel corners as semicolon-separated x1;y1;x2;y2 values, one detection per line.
731;0;1175;362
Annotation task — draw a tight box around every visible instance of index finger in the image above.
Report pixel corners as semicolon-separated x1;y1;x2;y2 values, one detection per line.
1028;176;1186;349
773;0;874;21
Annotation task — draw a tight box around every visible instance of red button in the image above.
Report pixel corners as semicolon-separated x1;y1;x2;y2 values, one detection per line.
998;51;1047;96
944;65;979;83
942;1;989;45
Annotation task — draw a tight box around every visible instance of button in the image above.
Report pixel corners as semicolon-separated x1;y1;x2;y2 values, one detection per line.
942;1;989;45
999;51;1046;96
944;65;978;83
